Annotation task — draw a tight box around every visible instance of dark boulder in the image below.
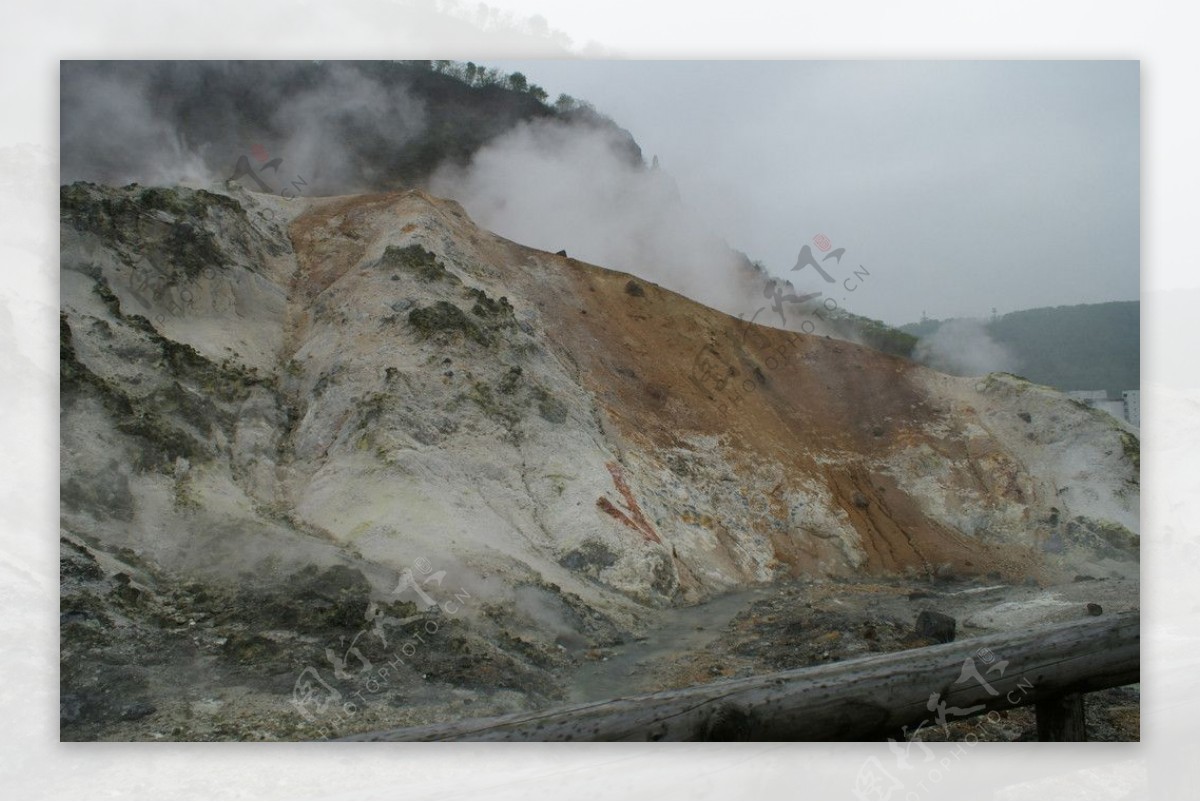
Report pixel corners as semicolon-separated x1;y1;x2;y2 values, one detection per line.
915;610;956;643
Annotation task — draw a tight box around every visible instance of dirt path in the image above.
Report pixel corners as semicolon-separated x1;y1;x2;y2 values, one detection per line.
567;586;768;703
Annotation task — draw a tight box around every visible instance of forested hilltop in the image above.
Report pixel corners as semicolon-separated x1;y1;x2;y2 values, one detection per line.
61;60;642;194
902;301;1139;395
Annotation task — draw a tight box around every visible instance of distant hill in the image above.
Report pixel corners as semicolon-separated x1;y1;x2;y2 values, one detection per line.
900;302;1139;395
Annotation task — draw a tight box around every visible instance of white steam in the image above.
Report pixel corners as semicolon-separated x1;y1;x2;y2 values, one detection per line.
59;67;211;188
914;318;1020;376
431;119;761;315
60;62;427;195
267;64;427;194
61;63;827;332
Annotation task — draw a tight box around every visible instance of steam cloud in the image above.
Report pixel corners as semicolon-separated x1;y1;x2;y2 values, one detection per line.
431;118;762;314
59;61;799;323
913;318;1020;377
60;62;427;195
60;64;211;188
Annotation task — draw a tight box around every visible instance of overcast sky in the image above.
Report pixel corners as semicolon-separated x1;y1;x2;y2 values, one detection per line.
490;60;1139;326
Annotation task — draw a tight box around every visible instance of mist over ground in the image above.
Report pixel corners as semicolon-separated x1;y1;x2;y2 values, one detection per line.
60;60;788;322
489;60;1140;326
430;118;758;312
61;61;429;194
913;318;1021;377
60;60;1137;346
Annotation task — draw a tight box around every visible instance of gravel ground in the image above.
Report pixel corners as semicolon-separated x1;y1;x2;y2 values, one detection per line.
63;531;1138;741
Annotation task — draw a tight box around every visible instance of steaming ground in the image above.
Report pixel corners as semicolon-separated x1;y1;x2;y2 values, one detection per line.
60;61;429;193
913;318;1021;377
59;183;1139;740
58;61;844;346
430;118;762;316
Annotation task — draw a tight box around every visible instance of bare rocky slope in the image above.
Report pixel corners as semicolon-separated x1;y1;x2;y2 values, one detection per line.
59;182;1139;740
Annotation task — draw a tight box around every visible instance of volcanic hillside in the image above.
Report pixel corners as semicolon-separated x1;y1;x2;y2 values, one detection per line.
59;182;1140;739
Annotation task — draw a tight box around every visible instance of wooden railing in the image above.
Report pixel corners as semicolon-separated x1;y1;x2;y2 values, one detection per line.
340;611;1139;742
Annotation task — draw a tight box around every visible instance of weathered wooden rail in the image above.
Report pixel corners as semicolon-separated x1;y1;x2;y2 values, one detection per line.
340;611;1138;742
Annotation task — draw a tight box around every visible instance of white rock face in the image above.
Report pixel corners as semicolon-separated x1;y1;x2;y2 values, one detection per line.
60;183;1139;626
